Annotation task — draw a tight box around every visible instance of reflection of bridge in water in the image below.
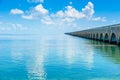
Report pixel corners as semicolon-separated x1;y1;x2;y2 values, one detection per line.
90;40;120;64
66;24;120;44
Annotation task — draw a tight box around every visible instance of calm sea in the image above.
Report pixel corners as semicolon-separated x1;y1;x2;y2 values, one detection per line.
0;34;120;80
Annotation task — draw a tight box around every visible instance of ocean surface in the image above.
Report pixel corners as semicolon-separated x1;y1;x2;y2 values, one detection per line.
0;34;120;80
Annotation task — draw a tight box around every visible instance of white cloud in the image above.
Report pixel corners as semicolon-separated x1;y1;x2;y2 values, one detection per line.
41;16;54;25
51;5;85;23
63;17;75;22
82;2;94;19
54;6;85;19
22;4;48;20
92;17;101;21
12;2;106;26
27;0;44;3
51;1;106;23
92;17;106;22
35;4;48;15
65;6;85;19
22;15;33;20
10;8;24;15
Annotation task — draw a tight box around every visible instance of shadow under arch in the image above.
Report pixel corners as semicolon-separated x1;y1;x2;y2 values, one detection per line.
104;33;109;42
110;33;117;44
90;34;92;39
99;33;103;41
93;34;96;39
96;33;99;40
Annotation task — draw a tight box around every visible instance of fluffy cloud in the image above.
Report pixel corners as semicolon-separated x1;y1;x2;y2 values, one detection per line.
10;8;24;15
49;5;85;24
51;2;106;23
53;6;85;19
22;4;48;20
27;0;44;3
82;2;94;19
41;16;54;25
35;4;48;14
11;2;106;25
81;2;106;21
22;15;33;20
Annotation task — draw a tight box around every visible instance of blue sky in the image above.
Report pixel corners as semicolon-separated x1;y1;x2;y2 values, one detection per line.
0;0;120;34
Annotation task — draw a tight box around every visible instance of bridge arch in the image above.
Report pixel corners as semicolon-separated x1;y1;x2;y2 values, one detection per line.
88;34;91;38
104;33;109;42
110;33;117;43
99;33;103;41
96;33;99;39
93;34;96;39
90;34;92;39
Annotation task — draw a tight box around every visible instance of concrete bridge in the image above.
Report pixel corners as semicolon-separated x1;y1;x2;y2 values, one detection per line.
66;24;120;44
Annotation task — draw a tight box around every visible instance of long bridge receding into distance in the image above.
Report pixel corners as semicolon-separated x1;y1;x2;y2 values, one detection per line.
66;24;120;45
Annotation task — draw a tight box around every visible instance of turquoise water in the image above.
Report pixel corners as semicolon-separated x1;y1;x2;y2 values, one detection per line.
0;34;120;80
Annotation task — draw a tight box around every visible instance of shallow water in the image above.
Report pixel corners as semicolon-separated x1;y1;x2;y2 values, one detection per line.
0;34;120;80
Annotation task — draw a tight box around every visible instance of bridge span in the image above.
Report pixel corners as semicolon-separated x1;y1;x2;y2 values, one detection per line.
66;24;120;44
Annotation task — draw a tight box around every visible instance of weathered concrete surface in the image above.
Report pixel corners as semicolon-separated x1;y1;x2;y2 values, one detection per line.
66;24;120;44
